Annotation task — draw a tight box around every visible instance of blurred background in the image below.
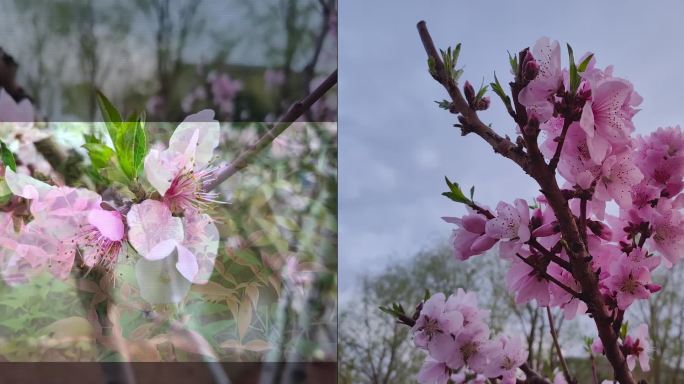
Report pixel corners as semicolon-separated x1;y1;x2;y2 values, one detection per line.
339;1;684;382
0;0;338;375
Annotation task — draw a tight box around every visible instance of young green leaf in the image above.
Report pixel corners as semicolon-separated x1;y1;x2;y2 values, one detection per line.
82;142;115;169
508;51;518;74
95;90;122;141
0;140;16;172
114;113;147;180
567;44;581;94
442;176;471;204
577;53;594;73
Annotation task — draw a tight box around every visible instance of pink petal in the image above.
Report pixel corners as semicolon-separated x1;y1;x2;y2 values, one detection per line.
87;209;124;241
175;244;199;281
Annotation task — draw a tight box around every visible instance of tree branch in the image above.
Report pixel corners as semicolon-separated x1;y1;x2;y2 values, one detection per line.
547;307;574;383
416;21;635;383
416;21;528;171
203;69;337;191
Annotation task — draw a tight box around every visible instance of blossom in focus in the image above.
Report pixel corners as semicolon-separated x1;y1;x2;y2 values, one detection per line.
126;199;217;283
411;292;463;362
481;335;528;384
443;209;497;261
519;37;562;122
144;109;221;214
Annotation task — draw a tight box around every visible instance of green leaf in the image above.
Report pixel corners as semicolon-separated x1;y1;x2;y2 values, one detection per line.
95;90;122;141
567;44;581;94
442;176;471;204
435;100;451;110
0;140;16;172
114;113;147;180
469;185;475;200
620;322;629;340
83;142;115;169
577;53;594;73
508;51;518;74
475;80;488;102
490;72;511;105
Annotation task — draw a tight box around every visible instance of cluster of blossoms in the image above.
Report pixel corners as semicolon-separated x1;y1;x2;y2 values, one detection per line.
0;97;221;304
412;290;527;384
0;89;52;176
179;71;243;118
437;36;681;379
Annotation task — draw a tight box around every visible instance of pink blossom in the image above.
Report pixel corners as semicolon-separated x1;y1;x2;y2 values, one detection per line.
417;357;450;384
485;199;531;259
209;73;242;115
0;88;34;122
506;254;551;306
519;37;562;122
445;321;490;372
412;292;464;362
594;151;643;208
548;263;586;319
605;258;656;309
144;110;221;214
623;323;650;372
443;210;498;261
481;335;527;384
579;78;635;163
647;199;684;266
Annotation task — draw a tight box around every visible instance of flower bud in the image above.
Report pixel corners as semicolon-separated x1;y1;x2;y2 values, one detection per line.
464;80;475;105
531;221;559;238
646;283;662;293
588;220;612;241
474;96;490;111
523;59;540;81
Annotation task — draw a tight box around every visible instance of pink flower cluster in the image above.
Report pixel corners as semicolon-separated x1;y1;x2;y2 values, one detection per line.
0;110;221;304
412;290;527;384
592;323;650;372
441;37;684;377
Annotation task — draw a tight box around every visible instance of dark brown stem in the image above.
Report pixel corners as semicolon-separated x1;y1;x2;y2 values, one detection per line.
548;118;572;172
417;21;635;384
547;307;573;383
528;239;572;272
203;69;337;191
518;363;551;384
515;253;581;299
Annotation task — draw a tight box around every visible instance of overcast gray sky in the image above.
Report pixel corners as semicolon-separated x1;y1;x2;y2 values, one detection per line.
339;1;684;300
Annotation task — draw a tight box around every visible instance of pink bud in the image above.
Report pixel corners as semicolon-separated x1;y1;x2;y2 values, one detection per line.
464;81;475;104
531;221;559;238
591;338;604;355
588;220;612;241
470;235;498;253
523;59;540;81
646;284;662;293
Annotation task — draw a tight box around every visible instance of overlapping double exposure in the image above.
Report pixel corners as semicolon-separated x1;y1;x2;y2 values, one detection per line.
0;0;337;377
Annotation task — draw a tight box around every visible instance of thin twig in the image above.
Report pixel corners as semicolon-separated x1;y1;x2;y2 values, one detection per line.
547;307;573;383
528;240;572;272
417;21;635;384
548;118;572;172
204;70;337;191
515;253;582;300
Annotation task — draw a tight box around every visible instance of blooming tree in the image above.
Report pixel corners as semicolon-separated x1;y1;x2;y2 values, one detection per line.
0;49;337;366
383;21;683;384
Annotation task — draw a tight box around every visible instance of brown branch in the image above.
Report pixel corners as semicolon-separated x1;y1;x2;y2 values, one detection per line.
518;363;551;384
203;69;337;191
547;307;574;383
515;253;582;300
528;239;572;272
416;21;635;383
416;21;528;171
548;118;572;172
